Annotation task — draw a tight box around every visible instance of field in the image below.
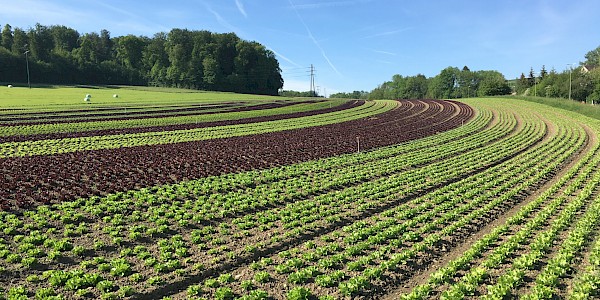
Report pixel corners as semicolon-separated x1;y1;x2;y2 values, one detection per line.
1;86;600;300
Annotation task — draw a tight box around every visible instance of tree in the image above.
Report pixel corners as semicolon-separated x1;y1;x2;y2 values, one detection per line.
143;32;169;86
233;40;283;95
457;66;474;98
74;32;101;64
368;83;386;100
11;27;28;55
528;67;535;86
49;25;79;54
329;91;368;99
584;45;600;66
528;67;534;78
403;74;428;99
540;65;547;79
536;70;563;98
0;46;22;82
28;23;53;61
1;24;12;50
476;70;510;96
256;46;283;95
165;28;193;87
202;55;219;88
0;22;284;94
98;29;112;62
571;68;594;102
214;33;239;80
115;35;146;69
428;67;459;99
191;30;216;89
587;68;600;103
514;73;529;94
386;74;404;99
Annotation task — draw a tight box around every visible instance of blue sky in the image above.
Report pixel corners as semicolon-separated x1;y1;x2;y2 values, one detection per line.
1;0;599;94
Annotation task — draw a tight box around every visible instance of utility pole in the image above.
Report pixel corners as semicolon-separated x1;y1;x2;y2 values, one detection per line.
310;64;315;97
568;63;574;101
24;45;31;89
533;72;537;97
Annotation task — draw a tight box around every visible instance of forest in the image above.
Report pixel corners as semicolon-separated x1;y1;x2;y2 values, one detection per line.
333;45;600;102
0;23;283;95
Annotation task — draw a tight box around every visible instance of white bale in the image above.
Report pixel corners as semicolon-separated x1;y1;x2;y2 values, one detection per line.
113;94;119;98
7;85;12;88
84;97;91;102
86;94;92;98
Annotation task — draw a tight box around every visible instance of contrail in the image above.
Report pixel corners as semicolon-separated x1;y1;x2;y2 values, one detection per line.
235;0;247;18
288;0;342;76
270;48;303;68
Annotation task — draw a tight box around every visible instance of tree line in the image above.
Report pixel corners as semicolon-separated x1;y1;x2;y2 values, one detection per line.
336;45;599;102
365;66;510;100
514;46;600;103
331;67;511;100
0;23;283;95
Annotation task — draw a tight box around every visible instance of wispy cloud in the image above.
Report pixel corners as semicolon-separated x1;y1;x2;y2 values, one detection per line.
293;0;375;10
371;49;397;56
0;0;166;35
206;5;240;33
288;0;342;76
235;0;247;18
0;0;85;27
92;2;169;35
270;48;303;68
94;2;142;20
362;27;411;39
375;59;394;65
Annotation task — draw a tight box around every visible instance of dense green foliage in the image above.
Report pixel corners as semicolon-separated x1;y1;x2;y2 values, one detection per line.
329;90;369;99
369;66;511;100
279;90;323;98
514;63;600;103
0;23;283;95
369;45;600;102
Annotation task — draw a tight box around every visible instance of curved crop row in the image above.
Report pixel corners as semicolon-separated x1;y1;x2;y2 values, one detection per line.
0;101;247;124
0;99;471;210
0;100;392;157
183;101;583;299
0;100;362;143
1;98;590;299
397;103;600;300
0;99;346;138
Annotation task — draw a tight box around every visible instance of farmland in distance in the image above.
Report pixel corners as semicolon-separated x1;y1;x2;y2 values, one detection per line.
1;86;600;300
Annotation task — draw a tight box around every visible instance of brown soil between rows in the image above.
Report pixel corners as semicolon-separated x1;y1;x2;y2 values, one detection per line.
135;107;546;299
0;99;353;143
381;117;597;299
0;100;329;126
0;99;473;211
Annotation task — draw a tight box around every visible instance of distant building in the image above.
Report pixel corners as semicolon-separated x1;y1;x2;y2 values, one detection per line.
581;65;597;74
